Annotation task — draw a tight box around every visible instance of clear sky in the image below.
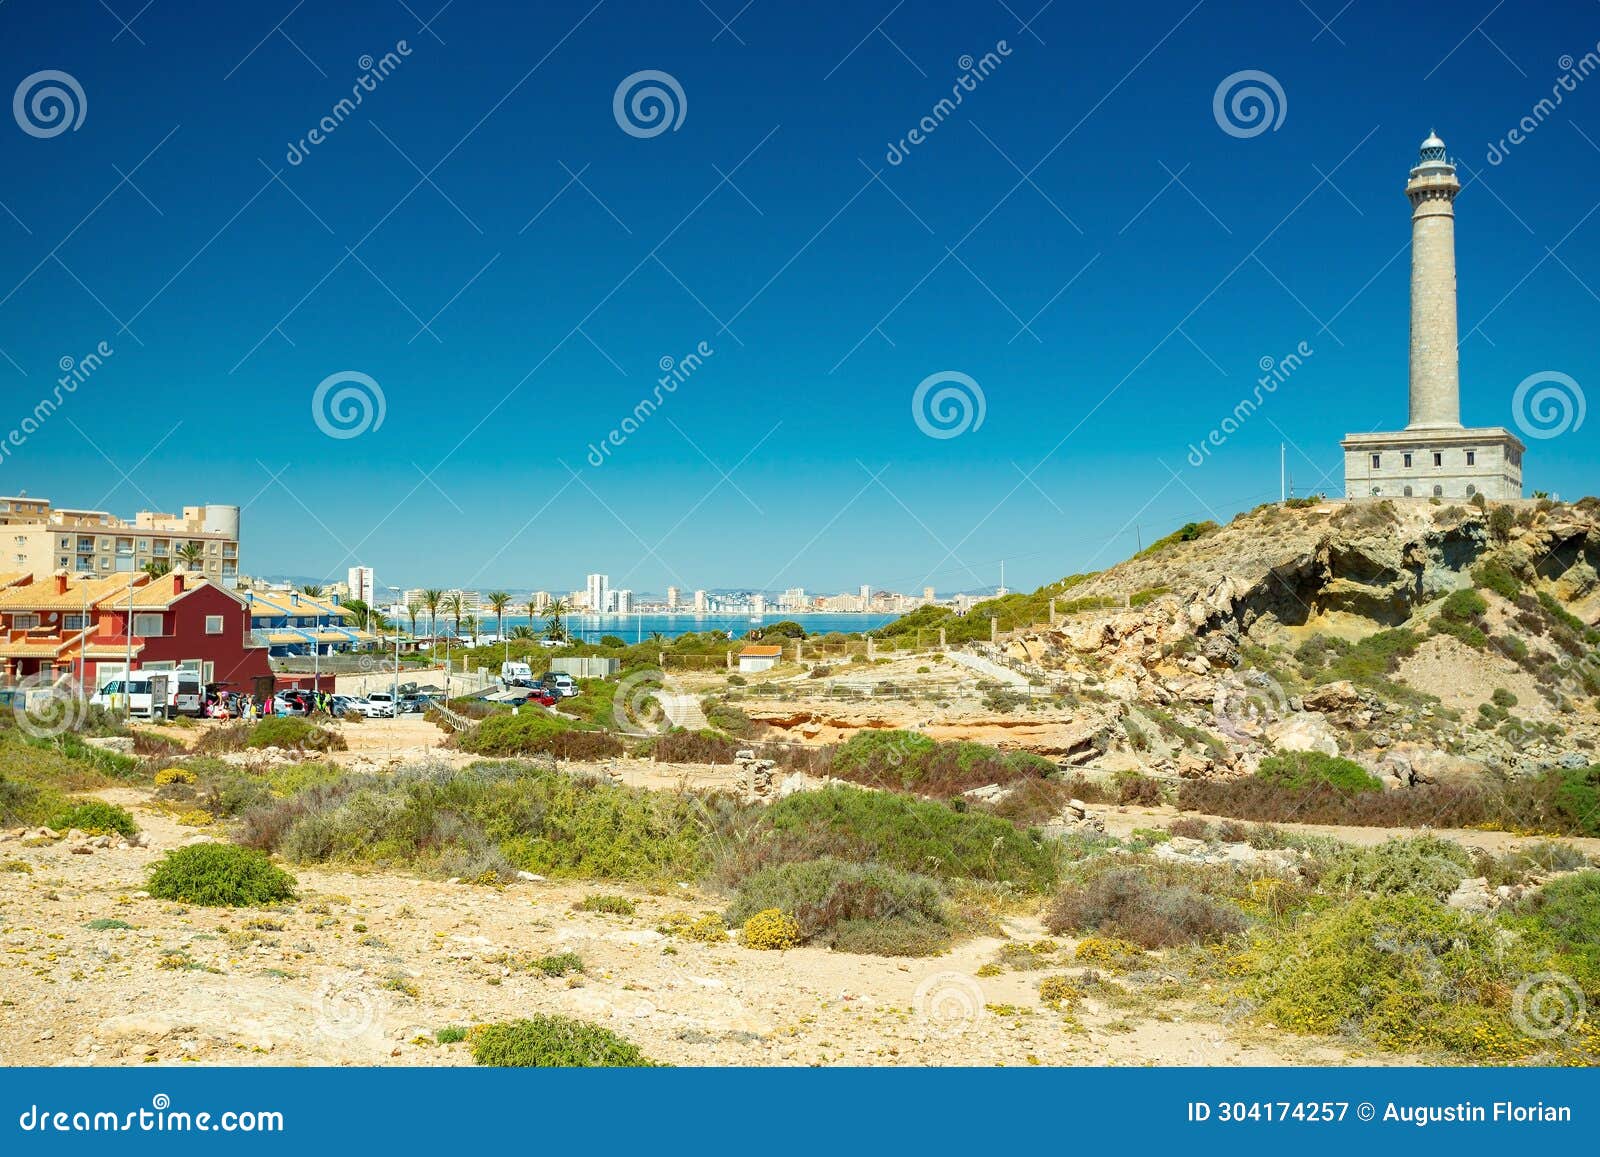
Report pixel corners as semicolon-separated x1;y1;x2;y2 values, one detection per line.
1;0;1596;595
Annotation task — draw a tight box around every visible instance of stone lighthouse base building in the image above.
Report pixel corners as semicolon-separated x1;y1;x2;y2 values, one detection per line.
1342;133;1525;501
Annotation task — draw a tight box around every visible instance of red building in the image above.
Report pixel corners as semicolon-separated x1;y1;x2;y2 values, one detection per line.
0;571;272;696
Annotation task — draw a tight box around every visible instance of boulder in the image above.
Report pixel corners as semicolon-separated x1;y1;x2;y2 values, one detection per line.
1301;681;1362;712
1265;712;1339;757
1446;877;1494;912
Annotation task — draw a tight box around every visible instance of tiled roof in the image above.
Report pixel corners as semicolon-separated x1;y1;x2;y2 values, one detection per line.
739;644;784;656
125;574;244;609
0;574;139;612
246;591;355;620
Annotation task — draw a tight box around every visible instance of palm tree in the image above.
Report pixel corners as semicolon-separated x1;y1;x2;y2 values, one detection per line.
342;598;371;631
544;597;568;642
486;591;511;643
422;589;444;656
174;542;205;571
464;613;479;644
509;625;536;640
299;583;324;597
406;600;422;637
444;592;464;640
141;559;171;579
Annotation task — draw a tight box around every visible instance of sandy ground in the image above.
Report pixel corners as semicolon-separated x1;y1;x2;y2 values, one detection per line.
28;683;1581;1069
0;796;1371;1069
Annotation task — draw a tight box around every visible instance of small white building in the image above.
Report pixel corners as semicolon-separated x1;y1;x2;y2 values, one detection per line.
737;644;783;674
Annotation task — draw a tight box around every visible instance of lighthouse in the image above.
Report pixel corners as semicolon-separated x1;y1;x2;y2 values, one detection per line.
1341;133;1524;500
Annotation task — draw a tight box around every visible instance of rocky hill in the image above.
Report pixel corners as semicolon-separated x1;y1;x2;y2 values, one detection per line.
998;496;1600;786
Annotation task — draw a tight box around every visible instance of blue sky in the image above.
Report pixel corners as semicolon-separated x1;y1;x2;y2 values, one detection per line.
1;0;1596;595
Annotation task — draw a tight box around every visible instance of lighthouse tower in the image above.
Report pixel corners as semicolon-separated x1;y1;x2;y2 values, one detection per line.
1406;132;1462;429
1341;133;1523;500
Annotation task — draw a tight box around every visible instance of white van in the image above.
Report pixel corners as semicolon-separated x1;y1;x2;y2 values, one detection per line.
500;660;534;687
91;669;204;719
92;677;162;719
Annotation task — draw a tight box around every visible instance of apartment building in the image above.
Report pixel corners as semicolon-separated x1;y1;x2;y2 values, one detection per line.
0;496;240;585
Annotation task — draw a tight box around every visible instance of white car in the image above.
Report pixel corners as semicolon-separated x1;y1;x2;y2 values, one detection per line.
363;692;397;718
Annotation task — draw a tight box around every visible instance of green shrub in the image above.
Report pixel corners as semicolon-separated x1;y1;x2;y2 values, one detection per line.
725;857;949;955
1473;559;1522;600
756;786;1059;889
533;952;584;977
1257;751;1381;795
249;761;711;881
1490;687;1518;709
1441;588;1488;622
1322;835;1474;899
435;1025;468;1044
1136;521;1218;559
1551;765;1600;837
1043;865;1248;947
827;730;1055;795
1510;871;1600;969
247;716;346;752
459;713;622;759
574;893;636;916
1235;895;1579;1060
470;1016;657;1067
1307;629;1420;686
145;843;297;906
51;798;138;837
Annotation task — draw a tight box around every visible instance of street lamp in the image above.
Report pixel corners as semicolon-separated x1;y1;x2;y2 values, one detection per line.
387;586;402;710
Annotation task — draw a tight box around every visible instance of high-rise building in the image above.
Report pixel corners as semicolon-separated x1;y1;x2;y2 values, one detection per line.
347;566;375;603
693;589;708;612
923;586;936;602
585;573;609;614
780;587;807;611
0;496;241;584
1341;132;1524;500
532;590;552;613
614;589;634;613
666;586;679;610
751;593;766;616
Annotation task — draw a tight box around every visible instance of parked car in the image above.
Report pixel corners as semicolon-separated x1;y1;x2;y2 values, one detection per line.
328;694;362;717
364;692;397;718
519;687;557;707
272;690;311;715
545;673;578;698
398;694;427;713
